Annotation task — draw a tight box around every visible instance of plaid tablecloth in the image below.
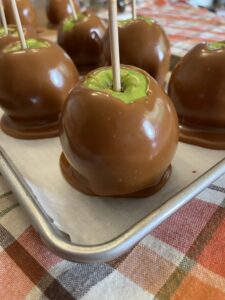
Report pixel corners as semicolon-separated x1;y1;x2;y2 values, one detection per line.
1;2;225;300
1;167;225;299
138;1;225;57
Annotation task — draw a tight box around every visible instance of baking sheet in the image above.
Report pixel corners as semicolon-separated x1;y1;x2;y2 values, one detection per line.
0;111;224;245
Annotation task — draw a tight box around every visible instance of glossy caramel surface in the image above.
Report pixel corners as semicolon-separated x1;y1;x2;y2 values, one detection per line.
46;0;80;25
60;153;172;197
168;43;225;149
103;19;170;86
60;66;178;196
0;41;79;138
3;0;37;28
58;12;106;72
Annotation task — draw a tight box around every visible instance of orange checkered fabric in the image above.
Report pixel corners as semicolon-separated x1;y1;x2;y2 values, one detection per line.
138;1;225;57
1;169;225;299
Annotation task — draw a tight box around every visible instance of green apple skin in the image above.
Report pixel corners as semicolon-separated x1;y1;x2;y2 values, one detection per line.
60;65;179;196
4;38;50;53
0;27;17;37
207;41;225;50
102;17;170;86
83;67;148;103
62;14;86;32
0;25;36;52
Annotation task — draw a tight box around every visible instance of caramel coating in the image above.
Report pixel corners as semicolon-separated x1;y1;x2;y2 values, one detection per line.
58;12;106;73
60;66;178;197
0;25;35;51
3;0;37;28
46;0;80;25
168;42;225;149
103;19;170;86
0;40;79;139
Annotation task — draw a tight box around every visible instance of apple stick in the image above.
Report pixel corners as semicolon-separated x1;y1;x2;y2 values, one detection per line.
68;0;78;21
0;0;8;35
10;0;27;49
108;0;121;92
132;0;137;20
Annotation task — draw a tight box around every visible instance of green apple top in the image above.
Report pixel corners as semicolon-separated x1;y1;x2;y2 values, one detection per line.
207;41;225;51
118;17;155;27
102;16;169;87
62;13;87;32
0;26;19;37
3;38;50;53
0;27;17;37
83;66;148;104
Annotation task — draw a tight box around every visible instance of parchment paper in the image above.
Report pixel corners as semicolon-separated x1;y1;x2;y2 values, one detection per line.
0;110;224;245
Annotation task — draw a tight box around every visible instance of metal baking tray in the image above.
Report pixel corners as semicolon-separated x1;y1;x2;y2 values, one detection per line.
2;2;222;263
0;113;224;263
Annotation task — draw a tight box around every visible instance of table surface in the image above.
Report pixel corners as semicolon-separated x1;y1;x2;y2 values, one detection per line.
1;2;225;300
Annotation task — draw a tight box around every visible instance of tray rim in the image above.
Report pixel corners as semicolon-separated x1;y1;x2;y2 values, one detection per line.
0;145;224;263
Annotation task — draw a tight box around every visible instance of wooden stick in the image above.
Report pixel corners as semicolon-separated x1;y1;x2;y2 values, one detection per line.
10;0;27;49
108;0;121;92
132;0;137;20
68;0;77;21
0;0;8;35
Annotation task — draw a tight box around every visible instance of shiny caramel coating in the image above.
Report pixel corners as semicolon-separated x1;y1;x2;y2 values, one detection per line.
103;19;170;86
46;0;80;25
3;0;37;28
60;66;178;197
0;40;79;139
168;42;225;149
58;12;106;73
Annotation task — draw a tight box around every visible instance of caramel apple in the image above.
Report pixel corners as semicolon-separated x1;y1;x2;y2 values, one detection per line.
168;41;225;149
102;17;170;86
0;25;35;51
3;0;37;28
60;65;178;197
46;0;80;26
58;12;106;73
0;38;79;139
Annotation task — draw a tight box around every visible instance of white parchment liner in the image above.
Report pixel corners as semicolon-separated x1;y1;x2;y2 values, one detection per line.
0;110;224;245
